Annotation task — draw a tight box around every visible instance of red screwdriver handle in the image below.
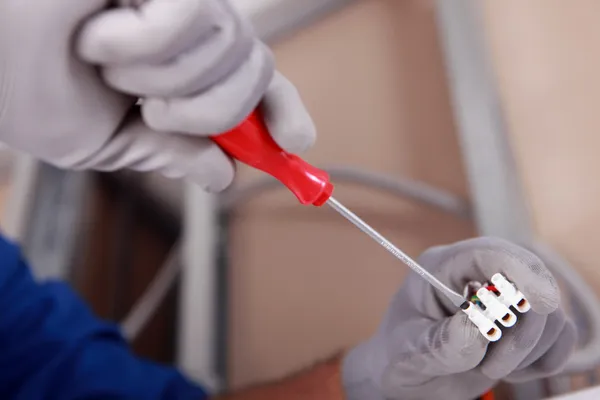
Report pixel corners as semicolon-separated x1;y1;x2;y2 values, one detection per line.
212;111;333;206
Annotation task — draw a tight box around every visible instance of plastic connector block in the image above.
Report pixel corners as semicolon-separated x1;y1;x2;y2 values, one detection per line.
476;287;517;328
462;273;530;341
462;302;502;342
491;273;531;313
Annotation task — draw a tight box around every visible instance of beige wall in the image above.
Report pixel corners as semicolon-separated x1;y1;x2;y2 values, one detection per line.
228;0;475;388
480;1;600;289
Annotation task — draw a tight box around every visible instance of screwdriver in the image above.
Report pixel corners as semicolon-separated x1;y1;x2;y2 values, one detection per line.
118;0;464;309
213;111;468;309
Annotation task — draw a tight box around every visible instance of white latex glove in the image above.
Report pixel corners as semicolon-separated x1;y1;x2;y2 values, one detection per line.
0;0;315;192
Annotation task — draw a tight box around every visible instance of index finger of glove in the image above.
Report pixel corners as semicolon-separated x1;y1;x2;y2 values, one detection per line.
260;72;317;154
419;238;560;315
78;0;230;65
383;313;488;387
75;113;235;192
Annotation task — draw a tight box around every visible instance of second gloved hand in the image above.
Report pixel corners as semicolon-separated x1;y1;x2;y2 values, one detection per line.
0;0;315;192
342;237;577;400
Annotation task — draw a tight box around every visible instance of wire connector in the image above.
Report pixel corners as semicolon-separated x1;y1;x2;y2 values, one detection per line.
461;273;530;342
462;302;502;341
476;287;517;328
491;273;531;313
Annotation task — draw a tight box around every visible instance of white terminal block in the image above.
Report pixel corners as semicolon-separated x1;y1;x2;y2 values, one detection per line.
476;287;517;328
462;302;502;342
491;273;531;313
462;273;530;342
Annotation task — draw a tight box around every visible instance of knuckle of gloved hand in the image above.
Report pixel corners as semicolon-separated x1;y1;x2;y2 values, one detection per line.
167;16;254;97
270;114;317;154
218;8;255;56
80;1;222;65
140;38;274;134
199;45;275;133
171;14;255;97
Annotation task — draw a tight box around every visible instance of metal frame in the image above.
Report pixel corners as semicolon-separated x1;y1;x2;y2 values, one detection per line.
433;0;534;243
22;165;92;280
179;185;221;390
433;1;555;399
3;154;41;242
3;155;93;280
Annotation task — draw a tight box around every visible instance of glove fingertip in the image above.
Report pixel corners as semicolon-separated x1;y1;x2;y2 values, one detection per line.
201;152;236;193
446;313;488;366
175;139;236;193
528;288;560;315
425;314;488;373
76;19;105;64
260;72;317;154
265;116;317;154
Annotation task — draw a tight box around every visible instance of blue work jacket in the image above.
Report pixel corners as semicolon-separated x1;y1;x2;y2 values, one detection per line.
0;234;208;399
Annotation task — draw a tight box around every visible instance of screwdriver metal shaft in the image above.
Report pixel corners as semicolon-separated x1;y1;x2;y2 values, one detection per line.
326;197;467;308
209;109;467;307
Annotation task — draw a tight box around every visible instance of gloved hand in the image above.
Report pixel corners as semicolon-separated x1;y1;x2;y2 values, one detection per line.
342;237;577;400
0;0;315;192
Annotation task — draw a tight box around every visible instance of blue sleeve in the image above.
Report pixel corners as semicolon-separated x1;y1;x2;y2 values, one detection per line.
0;235;209;400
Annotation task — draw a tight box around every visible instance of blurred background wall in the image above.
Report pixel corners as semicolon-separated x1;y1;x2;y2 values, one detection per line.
481;0;600;294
